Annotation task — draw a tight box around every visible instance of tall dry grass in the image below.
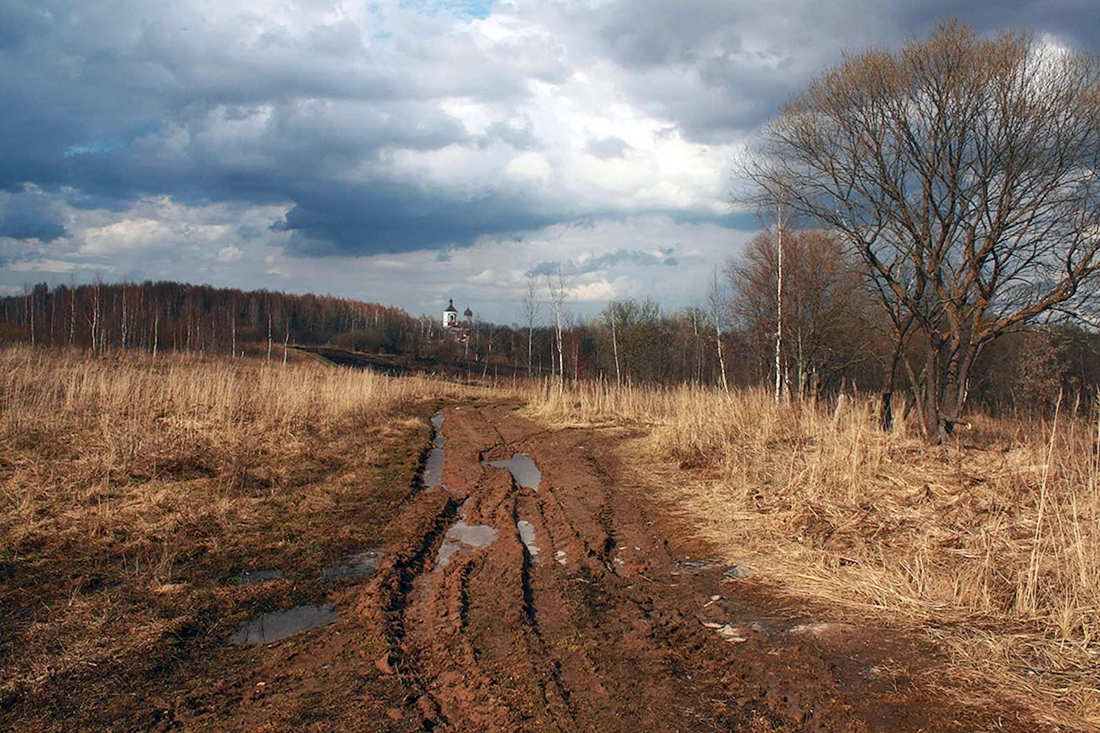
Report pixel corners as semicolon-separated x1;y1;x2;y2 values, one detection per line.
0;346;459;706
525;380;1100;727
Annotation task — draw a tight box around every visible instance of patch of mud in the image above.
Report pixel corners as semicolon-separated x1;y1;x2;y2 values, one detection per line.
517;519;539;561
230;603;337;645
323;550;383;580
435;500;499;569
484;453;541;490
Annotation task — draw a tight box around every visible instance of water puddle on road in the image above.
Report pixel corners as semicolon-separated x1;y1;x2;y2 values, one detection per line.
424;411;447;489
484;454;542;490
435;500;499;570
230;603;337;645
517;520;540;562
431;411;446;447
323;550;383;580
423;448;445;489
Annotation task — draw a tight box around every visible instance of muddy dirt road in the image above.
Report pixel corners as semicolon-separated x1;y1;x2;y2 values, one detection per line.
211;403;1043;731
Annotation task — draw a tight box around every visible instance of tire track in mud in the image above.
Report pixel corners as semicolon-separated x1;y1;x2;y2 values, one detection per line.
353;403;1045;732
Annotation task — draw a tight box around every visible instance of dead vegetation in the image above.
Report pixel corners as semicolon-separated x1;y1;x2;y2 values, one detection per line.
524;381;1100;729
0;346;466;728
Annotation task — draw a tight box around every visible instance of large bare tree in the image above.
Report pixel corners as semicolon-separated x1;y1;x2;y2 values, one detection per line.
744;21;1100;441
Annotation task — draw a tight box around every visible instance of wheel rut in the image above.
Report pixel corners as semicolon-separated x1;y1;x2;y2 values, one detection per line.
285;402;1050;731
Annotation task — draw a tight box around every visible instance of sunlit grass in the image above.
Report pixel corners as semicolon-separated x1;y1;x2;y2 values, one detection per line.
523;379;1100;728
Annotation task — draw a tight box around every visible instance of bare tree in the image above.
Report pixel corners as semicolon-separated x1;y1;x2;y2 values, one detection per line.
743;21;1100;441
522;274;541;378
705;267;731;397
547;265;568;393
604;303;622;388
727;229;878;398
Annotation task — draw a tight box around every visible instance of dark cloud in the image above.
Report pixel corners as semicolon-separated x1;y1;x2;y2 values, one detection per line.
0;188;66;242
0;0;540;254
528;247;680;277
4;0;1100;267
586;0;1100;143
274;180;557;256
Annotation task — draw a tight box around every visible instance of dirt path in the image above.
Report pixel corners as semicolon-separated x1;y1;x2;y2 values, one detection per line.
211;402;1045;731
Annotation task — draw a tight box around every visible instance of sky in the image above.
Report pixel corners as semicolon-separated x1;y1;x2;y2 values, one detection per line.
3;1;1100;323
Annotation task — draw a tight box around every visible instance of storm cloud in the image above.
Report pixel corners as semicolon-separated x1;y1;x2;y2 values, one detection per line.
2;0;1099;319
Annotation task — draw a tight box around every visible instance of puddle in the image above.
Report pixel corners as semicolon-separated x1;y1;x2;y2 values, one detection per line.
238;569;284;585
230;603;337;645
484;454;542;490
435;500;499;569
555;550;567;565
423;448;445;489
432;411;446;447
424;411;446;487
323;550;382;580
517;520;540;561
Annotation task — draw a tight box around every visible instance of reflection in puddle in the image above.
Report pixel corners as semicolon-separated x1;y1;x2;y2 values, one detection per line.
555;550;567;565
423;448;445;489
230;603;337;645
435;500;499;569
484;454;542;490
323;550;382;580
424;411;446;488
517;520;540;562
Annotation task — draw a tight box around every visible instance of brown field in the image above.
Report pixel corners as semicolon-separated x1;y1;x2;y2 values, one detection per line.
0;346;474;728
525;381;1100;728
2;347;1097;729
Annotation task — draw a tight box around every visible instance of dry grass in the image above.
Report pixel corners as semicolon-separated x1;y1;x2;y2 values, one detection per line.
0;346;465;725
524;380;1100;728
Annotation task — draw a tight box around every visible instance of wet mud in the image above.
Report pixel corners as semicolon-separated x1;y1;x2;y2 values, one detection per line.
209;403;1047;731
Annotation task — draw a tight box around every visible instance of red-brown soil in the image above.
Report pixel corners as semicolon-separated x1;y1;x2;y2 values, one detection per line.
109;402;1052;731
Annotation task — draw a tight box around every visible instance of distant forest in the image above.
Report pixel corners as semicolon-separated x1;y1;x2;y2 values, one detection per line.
2;279;1099;414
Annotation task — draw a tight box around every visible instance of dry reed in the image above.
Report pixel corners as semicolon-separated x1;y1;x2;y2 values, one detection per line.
524;380;1100;728
0;346;457;711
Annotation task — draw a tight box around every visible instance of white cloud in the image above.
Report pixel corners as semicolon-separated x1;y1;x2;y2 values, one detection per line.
8;259;107;273
216;246;243;262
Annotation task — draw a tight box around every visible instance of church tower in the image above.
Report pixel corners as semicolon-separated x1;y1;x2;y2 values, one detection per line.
443;299;458;328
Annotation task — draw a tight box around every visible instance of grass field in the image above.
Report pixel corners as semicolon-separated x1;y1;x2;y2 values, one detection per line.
525;381;1100;728
5;349;1099;728
0;346;472;727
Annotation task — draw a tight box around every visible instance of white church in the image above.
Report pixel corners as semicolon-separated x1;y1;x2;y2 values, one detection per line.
442;299;473;329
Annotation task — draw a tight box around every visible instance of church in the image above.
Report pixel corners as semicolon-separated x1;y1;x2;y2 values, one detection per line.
442;299;473;329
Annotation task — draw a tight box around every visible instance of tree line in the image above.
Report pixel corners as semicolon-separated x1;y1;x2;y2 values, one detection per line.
1;274;1096;416
0;280;423;359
